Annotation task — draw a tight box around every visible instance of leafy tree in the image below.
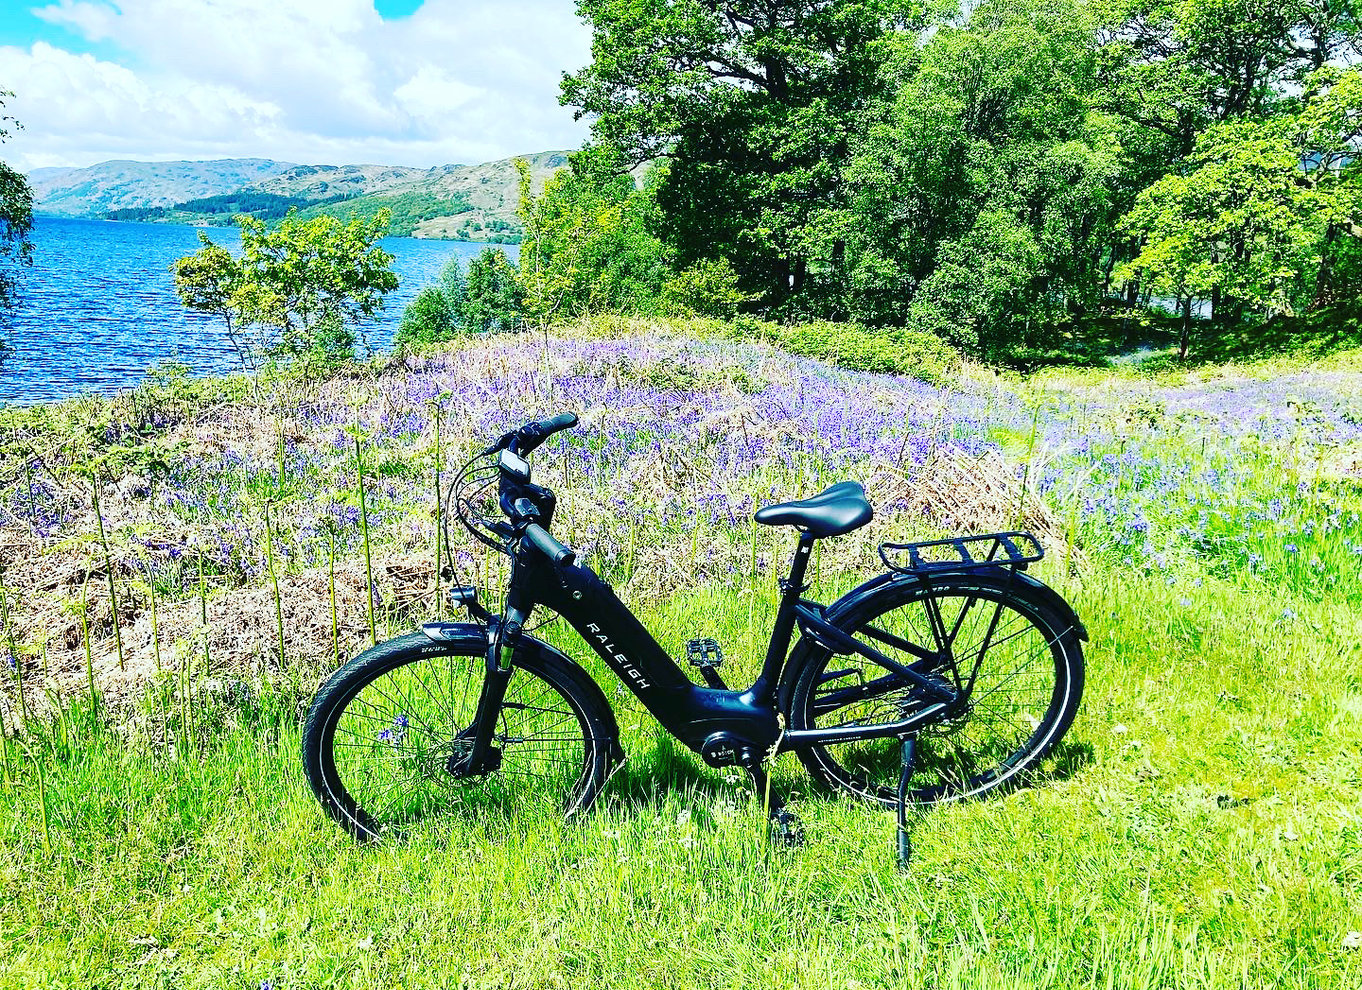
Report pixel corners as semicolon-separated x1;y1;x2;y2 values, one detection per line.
394;256;465;349
173;210;398;371
171;236;245;352
1094;1;1362;206
516;147;669;321
394;285;456;349
837;0;1122;356
461;248;524;333
562;0;950;313
1116;69;1362;354
0;88;34;332
661;257;752;318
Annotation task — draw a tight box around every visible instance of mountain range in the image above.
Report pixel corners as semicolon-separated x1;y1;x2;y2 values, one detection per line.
27;152;572;241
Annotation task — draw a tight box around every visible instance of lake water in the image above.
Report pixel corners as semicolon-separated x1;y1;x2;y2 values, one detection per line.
0;217;517;404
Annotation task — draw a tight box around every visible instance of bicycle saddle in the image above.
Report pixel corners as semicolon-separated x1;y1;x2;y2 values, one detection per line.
754;481;873;538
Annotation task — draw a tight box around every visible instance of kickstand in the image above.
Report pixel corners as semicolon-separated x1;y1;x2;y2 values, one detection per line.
748;763;805;848
896;736;917;869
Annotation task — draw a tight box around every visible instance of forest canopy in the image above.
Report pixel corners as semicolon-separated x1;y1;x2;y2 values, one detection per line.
550;0;1362;361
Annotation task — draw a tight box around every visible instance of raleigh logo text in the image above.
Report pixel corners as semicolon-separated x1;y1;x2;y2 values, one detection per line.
586;623;652;689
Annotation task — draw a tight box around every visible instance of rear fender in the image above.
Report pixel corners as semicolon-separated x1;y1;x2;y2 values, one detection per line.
812;570;1087;642
1009;571;1089;642
777;568;1087;713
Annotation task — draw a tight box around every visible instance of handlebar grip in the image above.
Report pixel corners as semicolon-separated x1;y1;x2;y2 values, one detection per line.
533;412;579;436
514;412;579;455
523;523;576;568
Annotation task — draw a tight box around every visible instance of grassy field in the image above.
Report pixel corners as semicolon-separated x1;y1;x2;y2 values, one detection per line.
1;327;1359;988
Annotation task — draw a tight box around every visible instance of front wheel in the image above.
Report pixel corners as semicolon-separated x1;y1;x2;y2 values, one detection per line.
302;631;616;840
783;572;1084;807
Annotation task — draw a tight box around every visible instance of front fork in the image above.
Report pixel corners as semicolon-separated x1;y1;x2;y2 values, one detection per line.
447;606;528;778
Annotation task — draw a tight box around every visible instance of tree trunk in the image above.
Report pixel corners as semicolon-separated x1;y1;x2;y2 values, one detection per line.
1180;296;1192;362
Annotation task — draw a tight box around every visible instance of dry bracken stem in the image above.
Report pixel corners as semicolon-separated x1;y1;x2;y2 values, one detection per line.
354;434;377;646
148;581;162;673
23;456;35;521
0;566;25;726
328;529;339;663
11;651;25;727
80;569;97;738
196;553;209;744
31;742;52;856
91;473;126;671
277;411;287;490
0;707;11;788
179;645;189;754
263;501;286;671
433;402;443;620
1015;402;1043;531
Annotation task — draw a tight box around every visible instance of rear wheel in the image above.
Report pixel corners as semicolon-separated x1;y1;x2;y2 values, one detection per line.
784;573;1083;807
302;632;615;840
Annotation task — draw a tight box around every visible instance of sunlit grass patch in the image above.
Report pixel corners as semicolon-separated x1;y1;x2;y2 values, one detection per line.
1;326;1361;987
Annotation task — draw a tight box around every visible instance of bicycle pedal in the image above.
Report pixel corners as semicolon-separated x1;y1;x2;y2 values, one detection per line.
685;637;724;669
768;809;806;849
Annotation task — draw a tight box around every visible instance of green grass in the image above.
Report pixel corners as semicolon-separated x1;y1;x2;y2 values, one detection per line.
2;563;1360;989
3;331;1362;988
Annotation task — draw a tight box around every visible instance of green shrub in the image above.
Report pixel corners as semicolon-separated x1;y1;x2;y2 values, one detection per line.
661;258;751;319
463;248;524;333
779;322;960;383
395;253;528;350
562;313;961;385
719;318;959;385
394;285;456;350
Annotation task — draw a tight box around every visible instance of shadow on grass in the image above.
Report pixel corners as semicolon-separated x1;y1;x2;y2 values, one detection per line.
603;733;738;809
600;734;1097;820
995;307;1362;372
1034;738;1095;788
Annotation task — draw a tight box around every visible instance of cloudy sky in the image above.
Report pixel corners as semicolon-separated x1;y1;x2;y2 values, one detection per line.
0;0;594;173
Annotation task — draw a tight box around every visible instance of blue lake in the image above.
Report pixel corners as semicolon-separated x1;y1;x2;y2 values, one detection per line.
0;217;516;404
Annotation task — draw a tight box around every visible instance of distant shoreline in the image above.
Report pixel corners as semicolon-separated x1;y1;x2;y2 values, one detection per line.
31;213;521;245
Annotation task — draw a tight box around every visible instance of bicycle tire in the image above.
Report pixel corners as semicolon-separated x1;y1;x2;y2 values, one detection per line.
782;572;1084;807
302;631;616;840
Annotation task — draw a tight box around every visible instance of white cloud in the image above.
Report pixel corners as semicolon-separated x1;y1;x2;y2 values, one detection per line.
4;0;592;171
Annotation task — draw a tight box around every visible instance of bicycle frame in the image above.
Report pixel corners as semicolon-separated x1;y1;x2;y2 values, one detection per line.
431;529;969;768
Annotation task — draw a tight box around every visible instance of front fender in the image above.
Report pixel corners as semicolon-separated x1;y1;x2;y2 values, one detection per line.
420;620;490;651
420;620;624;751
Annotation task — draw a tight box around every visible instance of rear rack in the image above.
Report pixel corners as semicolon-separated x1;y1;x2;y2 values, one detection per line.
879;531;1044;575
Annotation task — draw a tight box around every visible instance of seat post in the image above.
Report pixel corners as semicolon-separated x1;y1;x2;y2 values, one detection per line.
751;532;816;701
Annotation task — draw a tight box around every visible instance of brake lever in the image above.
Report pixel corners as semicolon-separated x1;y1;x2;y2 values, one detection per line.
481;430;518;456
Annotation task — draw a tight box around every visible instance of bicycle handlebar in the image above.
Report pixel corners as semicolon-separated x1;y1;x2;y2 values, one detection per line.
519;412;579;451
482;412;579;457
524;522;576;568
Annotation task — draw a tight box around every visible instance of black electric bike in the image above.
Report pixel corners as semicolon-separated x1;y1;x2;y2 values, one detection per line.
302;413;1086;847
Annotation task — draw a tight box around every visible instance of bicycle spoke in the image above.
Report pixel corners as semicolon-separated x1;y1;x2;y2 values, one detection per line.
802;583;1070;804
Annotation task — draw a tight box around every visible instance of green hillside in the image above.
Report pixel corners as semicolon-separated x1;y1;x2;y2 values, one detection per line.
293;190;478;239
28;158;297;216
104;191;331;224
35;152;570;241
